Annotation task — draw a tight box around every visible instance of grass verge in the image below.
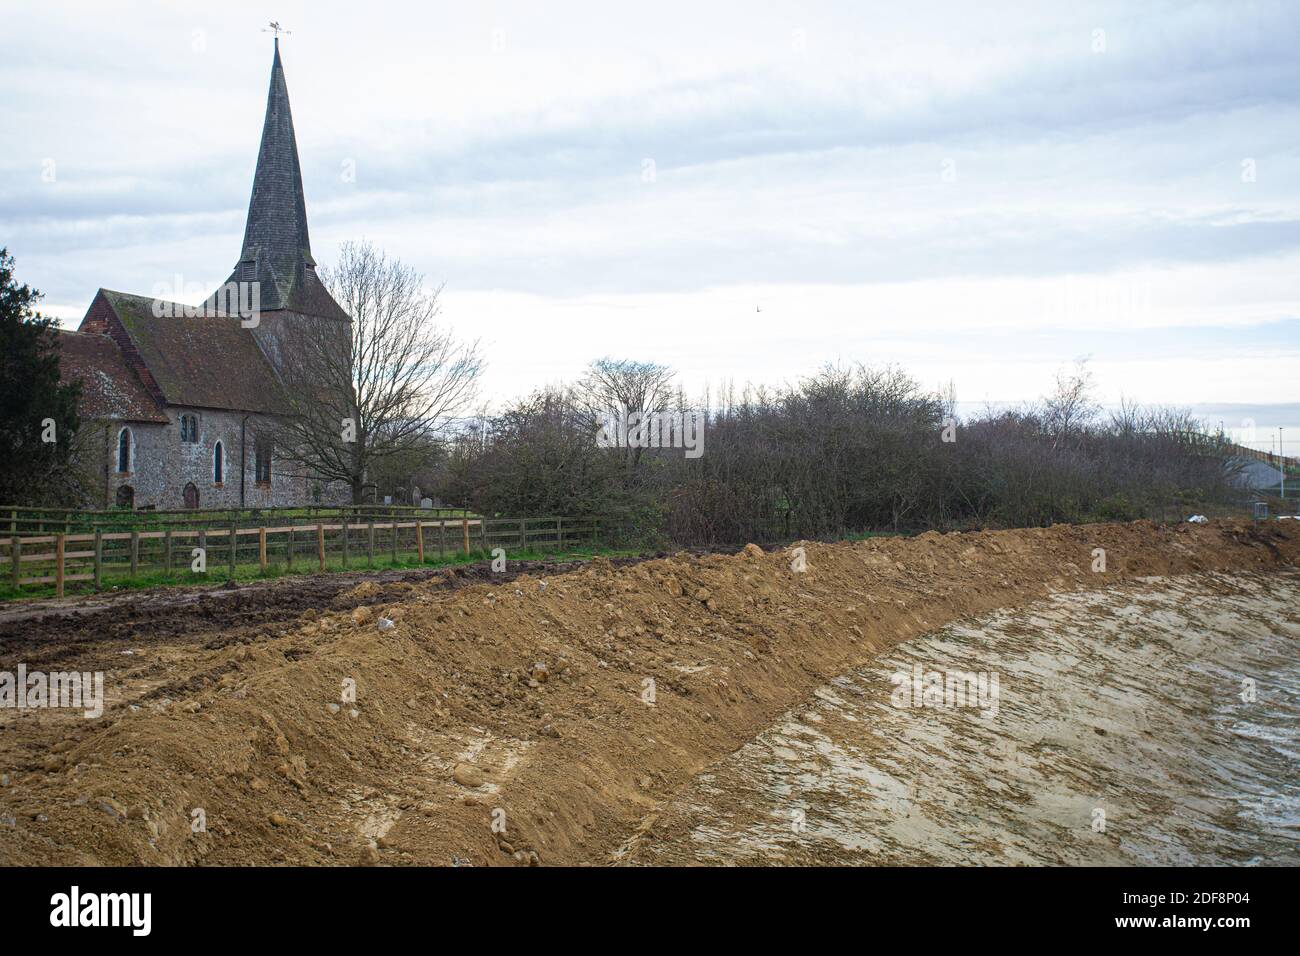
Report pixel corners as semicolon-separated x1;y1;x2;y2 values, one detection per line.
0;544;646;604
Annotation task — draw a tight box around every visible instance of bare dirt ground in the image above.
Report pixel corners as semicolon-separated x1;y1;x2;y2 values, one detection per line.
0;519;1296;866
624;571;1300;865
0;556;654;678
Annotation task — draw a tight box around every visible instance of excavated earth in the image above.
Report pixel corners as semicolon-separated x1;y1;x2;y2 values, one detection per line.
0;519;1296;866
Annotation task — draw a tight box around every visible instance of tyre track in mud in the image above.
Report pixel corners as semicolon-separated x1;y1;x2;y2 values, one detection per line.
623;570;1300;865
0;555;659;672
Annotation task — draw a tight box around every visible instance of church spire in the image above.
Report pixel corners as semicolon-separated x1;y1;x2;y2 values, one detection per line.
219;36;348;321
240;37;312;274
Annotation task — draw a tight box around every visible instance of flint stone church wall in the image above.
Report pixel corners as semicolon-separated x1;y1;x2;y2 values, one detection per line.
104;406;350;510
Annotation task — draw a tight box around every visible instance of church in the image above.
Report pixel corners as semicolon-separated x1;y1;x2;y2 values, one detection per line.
57;38;350;510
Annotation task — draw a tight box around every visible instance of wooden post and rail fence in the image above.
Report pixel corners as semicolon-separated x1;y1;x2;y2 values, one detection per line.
1;507;611;598
0;503;477;537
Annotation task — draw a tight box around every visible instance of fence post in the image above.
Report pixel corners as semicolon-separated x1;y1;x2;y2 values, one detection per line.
130;531;140;577
10;536;18;589
438;520;446;558
164;529;172;575
317;523;325;571
391;521;398;566
461;518;470;555
228;523;237;579
287;526;294;570
56;533;65;598
367;522;376;567
341;517;349;569
557;517;564;551
416;521;425;563
259;527;267;573
94;530;103;590
519;518;526;550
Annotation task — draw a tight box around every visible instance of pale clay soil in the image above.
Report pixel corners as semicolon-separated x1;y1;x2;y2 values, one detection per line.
622;571;1300;865
1;519;1296;866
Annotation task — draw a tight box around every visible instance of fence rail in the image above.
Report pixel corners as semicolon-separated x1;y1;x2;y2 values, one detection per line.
0;504;476;537
2;515;605;598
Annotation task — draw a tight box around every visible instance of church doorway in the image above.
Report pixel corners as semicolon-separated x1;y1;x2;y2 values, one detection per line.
183;482;200;509
116;485;135;509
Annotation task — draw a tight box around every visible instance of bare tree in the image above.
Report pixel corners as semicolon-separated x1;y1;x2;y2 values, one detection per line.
273;241;484;503
1041;359;1099;448
574;357;677;472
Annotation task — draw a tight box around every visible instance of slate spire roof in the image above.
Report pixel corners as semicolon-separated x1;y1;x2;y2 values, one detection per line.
218;38;349;321
62;38;351;423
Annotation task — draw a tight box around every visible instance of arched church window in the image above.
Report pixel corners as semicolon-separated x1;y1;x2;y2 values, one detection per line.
214;441;224;484
117;427;132;473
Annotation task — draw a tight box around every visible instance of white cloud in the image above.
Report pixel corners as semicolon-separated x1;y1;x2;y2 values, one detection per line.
3;0;1298;408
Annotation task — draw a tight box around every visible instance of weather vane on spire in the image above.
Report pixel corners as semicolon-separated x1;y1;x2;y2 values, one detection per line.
262;20;291;40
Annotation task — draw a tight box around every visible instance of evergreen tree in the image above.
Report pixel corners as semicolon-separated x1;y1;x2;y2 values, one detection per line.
0;248;81;504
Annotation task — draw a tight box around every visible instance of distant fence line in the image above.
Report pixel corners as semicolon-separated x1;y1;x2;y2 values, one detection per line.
1216;441;1300;476
3;515;608;598
0;504;475;537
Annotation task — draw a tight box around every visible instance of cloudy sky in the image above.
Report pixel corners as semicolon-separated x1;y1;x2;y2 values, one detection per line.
2;0;1297;448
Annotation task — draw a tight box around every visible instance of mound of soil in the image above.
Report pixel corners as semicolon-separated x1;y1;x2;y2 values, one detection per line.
0;519;1295;866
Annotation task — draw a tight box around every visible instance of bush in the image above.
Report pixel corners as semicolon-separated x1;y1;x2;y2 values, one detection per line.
431;360;1244;546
